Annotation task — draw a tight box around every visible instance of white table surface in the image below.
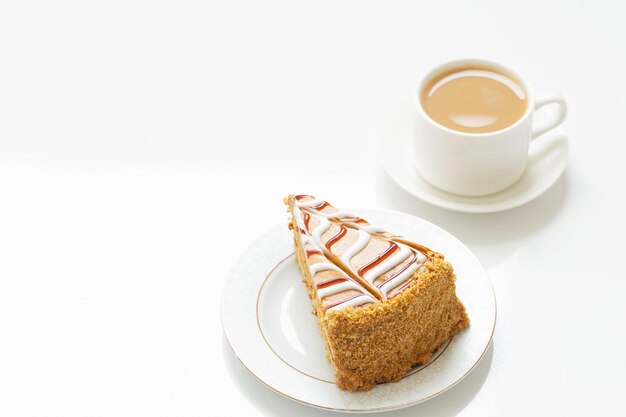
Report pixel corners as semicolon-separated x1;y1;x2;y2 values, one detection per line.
1;1;625;416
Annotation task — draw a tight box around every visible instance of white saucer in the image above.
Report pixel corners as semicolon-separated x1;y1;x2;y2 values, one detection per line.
379;98;569;213
221;208;496;412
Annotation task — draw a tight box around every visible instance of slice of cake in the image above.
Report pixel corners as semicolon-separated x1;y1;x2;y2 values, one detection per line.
285;194;470;391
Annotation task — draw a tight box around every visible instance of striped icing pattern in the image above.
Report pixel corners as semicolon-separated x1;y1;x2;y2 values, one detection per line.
326;294;377;312
290;194;431;309
309;262;343;275
317;280;368;298
340;229;371;266
363;243;412;284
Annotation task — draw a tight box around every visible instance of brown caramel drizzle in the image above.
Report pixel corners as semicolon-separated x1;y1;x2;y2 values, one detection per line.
325;225;347;250
311;201;330;210
358;241;398;277
303;211;311;230
316;277;348;289
392;237;436;258
323;293;374;311
386;278;413;298
377;252;417;289
305;249;323;258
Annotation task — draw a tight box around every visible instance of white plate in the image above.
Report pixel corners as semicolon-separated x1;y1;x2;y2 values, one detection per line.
380;98;569;213
221;209;496;412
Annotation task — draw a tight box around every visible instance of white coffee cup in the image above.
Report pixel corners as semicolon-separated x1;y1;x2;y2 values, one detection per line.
413;58;567;197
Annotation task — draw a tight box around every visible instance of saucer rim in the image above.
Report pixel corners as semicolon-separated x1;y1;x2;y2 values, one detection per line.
379;104;569;214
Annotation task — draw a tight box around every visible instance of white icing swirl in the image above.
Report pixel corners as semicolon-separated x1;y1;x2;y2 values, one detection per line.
363;243;412;284
354;224;387;234
340;229;371;266
296;198;325;208
309;262;342;275
379;261;419;297
309;209;357;220
300;234;316;247
311;216;331;248
317;280;367;298
293;206;306;230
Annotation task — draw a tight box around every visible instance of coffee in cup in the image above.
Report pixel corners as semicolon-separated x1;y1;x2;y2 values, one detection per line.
413;59;567;197
420;66;528;134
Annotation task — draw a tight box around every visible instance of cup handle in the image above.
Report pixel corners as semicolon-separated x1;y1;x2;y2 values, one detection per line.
531;93;568;140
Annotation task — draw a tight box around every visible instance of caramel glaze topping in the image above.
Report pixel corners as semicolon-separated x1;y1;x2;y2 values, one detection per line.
288;194;439;309
357;241;398;278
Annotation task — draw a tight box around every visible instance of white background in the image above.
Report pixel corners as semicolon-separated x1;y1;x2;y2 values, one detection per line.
1;1;625;416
